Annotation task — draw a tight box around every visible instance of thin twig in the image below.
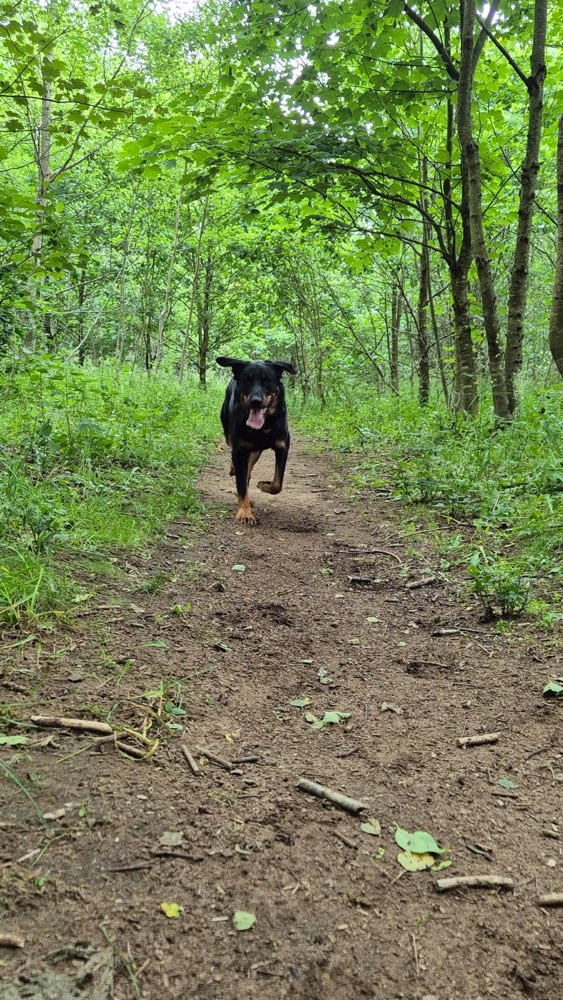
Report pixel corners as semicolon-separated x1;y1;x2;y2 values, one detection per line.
297;779;367;815
195;746;233;771
180;745;200;775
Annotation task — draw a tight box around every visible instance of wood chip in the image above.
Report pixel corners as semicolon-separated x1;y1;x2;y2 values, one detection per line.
0;933;25;948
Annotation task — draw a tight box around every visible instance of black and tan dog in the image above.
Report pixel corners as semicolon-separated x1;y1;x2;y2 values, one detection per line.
217;356;296;524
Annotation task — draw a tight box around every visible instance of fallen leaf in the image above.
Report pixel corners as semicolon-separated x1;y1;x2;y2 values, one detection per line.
316;667;333;685
543;680;563;697
320;567;334;576
72;592;93;604
159;831;184;847
348;638;360;645
360;819;381;837
213;642;232;653
310;710;351;730
381;702;402;715
397;850;436;872
0;735;28;746
291;698;311;708
497;777;518;790
160;902;182;918
224;730;240;743
395;826;446;856
232;564;246;573
366;616;381;624
232;911;256;931
374;847;385;860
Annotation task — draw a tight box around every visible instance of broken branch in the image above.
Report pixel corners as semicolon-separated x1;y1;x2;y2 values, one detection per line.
436;875;514;892
180;745;200;775
538;893;563;907
195;746;233;771
457;732;501;748
30;716;113;735
406;575;437;590
297;778;367;814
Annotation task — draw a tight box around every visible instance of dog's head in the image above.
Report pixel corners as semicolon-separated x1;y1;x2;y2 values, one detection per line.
216;357;296;430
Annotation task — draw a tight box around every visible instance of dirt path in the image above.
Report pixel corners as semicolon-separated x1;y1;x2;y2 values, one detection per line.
1;439;561;999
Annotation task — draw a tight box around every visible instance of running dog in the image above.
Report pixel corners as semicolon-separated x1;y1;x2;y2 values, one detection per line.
216;356;296;524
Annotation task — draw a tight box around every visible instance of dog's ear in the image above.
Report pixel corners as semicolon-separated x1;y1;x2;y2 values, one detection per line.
267;360;296;377
216;356;249;377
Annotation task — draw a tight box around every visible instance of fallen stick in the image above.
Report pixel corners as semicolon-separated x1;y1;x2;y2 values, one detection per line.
457;732;501;748
195;746;233;771
297;779;367;815
334;830;357;849
233;754;259;764
436;875;514;893
31;716;113;735
92;733;146;759
340;547;402;564
406;575;437;590
0;933;25;948
180;745;200;775
538;893;563;907
113;741;146;759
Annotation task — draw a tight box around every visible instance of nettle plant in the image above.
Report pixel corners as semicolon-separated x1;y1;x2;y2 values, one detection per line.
468;549;531;621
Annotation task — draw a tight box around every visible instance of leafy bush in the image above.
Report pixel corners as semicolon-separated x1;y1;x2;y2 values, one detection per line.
295;384;562;619
0;355;223;626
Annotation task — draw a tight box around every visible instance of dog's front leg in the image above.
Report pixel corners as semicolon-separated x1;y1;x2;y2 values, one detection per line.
257;438;289;495
233;451;256;524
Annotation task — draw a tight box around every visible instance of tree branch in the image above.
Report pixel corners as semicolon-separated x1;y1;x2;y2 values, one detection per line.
403;3;459;81
475;13;529;88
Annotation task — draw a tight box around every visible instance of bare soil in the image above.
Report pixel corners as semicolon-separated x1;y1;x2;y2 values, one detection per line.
1;439;562;1000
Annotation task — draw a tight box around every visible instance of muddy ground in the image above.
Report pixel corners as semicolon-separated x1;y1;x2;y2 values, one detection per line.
0;439;562;1000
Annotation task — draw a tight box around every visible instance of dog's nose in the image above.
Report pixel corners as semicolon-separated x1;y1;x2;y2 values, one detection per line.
250;395;263;409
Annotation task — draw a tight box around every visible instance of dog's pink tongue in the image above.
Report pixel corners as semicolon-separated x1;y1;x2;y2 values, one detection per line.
246;408;265;430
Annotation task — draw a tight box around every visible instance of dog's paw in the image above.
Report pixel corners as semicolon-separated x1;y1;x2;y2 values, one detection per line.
257;481;281;495
235;505;257;525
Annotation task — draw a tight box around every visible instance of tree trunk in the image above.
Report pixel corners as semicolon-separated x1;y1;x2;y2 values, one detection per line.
390;283;401;394
416;241;430;406
197;253;213;386
444;78;478;414
457;0;510;419
179;194;209;382
549;115;563;377
77;269;86;364
504;0;548;412
155;179;184;370
427;264;450;406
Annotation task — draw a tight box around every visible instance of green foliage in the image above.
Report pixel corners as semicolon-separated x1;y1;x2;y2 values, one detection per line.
296;385;563;618
0;355;221;626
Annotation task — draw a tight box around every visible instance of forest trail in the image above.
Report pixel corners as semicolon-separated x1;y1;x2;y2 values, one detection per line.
1;439;561;1000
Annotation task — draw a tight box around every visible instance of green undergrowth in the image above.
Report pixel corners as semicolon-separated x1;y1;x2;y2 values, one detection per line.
0;356;222;627
294;385;562;623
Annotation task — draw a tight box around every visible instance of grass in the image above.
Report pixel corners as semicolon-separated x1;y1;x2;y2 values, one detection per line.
0;354;223;627
293;383;563;622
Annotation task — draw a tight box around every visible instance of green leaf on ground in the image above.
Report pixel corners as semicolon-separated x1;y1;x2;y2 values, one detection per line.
497;777;518;790
307;710;351;730
159;831;184;847
232;564;246;573
395;826;446;856
233;911;256;931
0;735;28;746
375;847;385;860
543;680;563;697
291;697;311;708
360;819;381;837
366;616;381;624
160;902;182;918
